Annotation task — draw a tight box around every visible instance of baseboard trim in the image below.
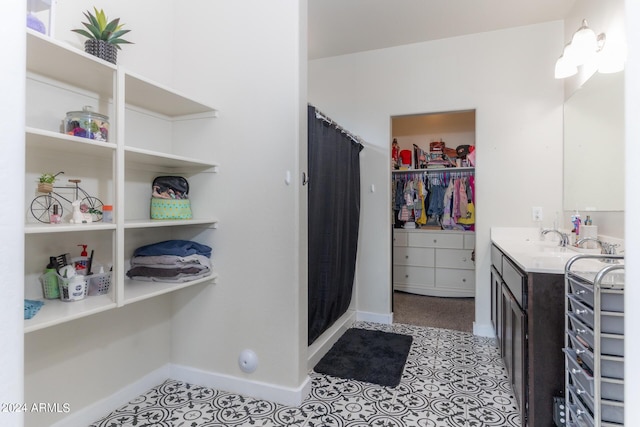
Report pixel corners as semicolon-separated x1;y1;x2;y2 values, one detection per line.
307;310;356;370
473;322;496;338
50;364;172;427
51;363;312;426
356;310;393;324
170;364;311;407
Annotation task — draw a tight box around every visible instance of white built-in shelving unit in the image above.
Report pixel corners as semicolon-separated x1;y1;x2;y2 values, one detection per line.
24;29;219;333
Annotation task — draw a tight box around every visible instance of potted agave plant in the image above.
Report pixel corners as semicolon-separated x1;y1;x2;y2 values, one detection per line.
72;7;132;64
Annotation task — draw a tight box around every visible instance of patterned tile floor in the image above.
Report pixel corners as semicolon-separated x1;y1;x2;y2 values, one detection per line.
91;322;521;427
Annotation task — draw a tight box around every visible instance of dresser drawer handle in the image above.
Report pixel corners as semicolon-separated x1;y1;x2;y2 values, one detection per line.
575;387;586;395
433;239;437;243
571;368;582;375
575;349;585;355
462;278;466;282
405;274;409;278
575;309;587;315
405;255;409;259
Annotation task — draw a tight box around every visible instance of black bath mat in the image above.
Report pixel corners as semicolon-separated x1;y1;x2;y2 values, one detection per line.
314;328;413;387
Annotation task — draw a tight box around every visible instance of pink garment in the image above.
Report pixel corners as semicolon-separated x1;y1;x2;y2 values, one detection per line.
458;178;468;219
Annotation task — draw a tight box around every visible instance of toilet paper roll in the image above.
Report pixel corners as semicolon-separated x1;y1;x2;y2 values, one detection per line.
581;225;598;248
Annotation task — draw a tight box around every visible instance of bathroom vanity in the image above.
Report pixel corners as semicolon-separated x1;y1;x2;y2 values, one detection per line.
490;228;605;427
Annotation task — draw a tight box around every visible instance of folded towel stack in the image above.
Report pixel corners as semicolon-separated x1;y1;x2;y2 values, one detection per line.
127;240;213;283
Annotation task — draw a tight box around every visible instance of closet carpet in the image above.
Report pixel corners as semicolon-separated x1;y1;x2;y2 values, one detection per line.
393;291;475;333
90;322;520;427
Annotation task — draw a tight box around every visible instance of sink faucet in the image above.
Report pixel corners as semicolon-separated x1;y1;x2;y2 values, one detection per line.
575;237;603;249
575;238;620;264
541;229;569;247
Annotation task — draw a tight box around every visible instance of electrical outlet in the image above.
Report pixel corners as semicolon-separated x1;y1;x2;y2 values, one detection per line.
532;206;543;222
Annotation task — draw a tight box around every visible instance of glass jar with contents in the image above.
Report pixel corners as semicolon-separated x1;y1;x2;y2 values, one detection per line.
102;205;113;223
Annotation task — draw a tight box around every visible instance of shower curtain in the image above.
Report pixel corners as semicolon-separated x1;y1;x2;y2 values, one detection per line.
307;105;363;345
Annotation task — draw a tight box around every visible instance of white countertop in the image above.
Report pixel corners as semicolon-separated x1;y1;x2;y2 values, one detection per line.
491;227;619;274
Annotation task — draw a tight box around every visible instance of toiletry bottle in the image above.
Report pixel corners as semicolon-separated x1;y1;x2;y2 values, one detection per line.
50;204;61;224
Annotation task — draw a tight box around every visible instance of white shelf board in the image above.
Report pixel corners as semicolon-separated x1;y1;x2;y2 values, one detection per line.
124;218;218;229
25;222;116;234
26;127;117;158
123;273;217;305
124;71;217;118
24;294;116;333
125;146;219;170
26;29;116;96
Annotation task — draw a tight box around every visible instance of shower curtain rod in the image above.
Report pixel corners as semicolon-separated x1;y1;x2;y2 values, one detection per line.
311;104;364;146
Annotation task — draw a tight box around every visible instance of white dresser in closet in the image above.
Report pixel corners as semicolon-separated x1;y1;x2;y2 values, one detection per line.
393;229;475;297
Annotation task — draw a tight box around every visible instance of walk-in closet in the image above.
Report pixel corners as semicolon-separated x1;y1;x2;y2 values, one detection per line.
391;111;476;332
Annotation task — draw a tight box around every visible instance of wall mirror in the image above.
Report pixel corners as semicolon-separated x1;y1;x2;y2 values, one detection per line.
563;71;625;211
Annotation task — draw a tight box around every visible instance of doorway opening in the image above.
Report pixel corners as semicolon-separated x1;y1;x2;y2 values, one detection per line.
390;110;476;333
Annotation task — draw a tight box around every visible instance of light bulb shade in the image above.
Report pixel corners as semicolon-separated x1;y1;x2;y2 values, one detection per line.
570;20;597;64
598;39;626;74
555;55;577;79
562;43;580;67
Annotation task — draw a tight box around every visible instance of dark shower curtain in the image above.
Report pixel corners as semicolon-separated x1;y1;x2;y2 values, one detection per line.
308;105;363;345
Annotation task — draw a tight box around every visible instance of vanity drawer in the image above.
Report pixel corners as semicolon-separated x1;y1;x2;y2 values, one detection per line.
408;232;463;249
393;265;435;286
393;247;435;267
502;256;525;309
567;313;624;357
435;249;474;270
568;295;624;335
491;245;503;275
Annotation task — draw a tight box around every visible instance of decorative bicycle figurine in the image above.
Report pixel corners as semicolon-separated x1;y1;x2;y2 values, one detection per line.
30;171;104;223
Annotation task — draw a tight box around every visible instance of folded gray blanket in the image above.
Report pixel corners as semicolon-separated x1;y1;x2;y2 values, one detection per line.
130;254;211;270
126;266;211;282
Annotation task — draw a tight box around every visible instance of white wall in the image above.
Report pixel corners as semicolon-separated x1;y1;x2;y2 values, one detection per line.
53;0;175;84
0;1;25;426
309;22;565;334
169;0;308;395
624;1;639;424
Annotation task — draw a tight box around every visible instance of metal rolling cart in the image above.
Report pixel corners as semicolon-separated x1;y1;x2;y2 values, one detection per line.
564;254;625;427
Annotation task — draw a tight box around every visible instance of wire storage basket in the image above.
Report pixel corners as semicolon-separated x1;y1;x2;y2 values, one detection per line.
87;270;112;296
39;271;60;299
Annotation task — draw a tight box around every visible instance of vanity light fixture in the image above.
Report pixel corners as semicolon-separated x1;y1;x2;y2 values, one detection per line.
554;19;607;79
